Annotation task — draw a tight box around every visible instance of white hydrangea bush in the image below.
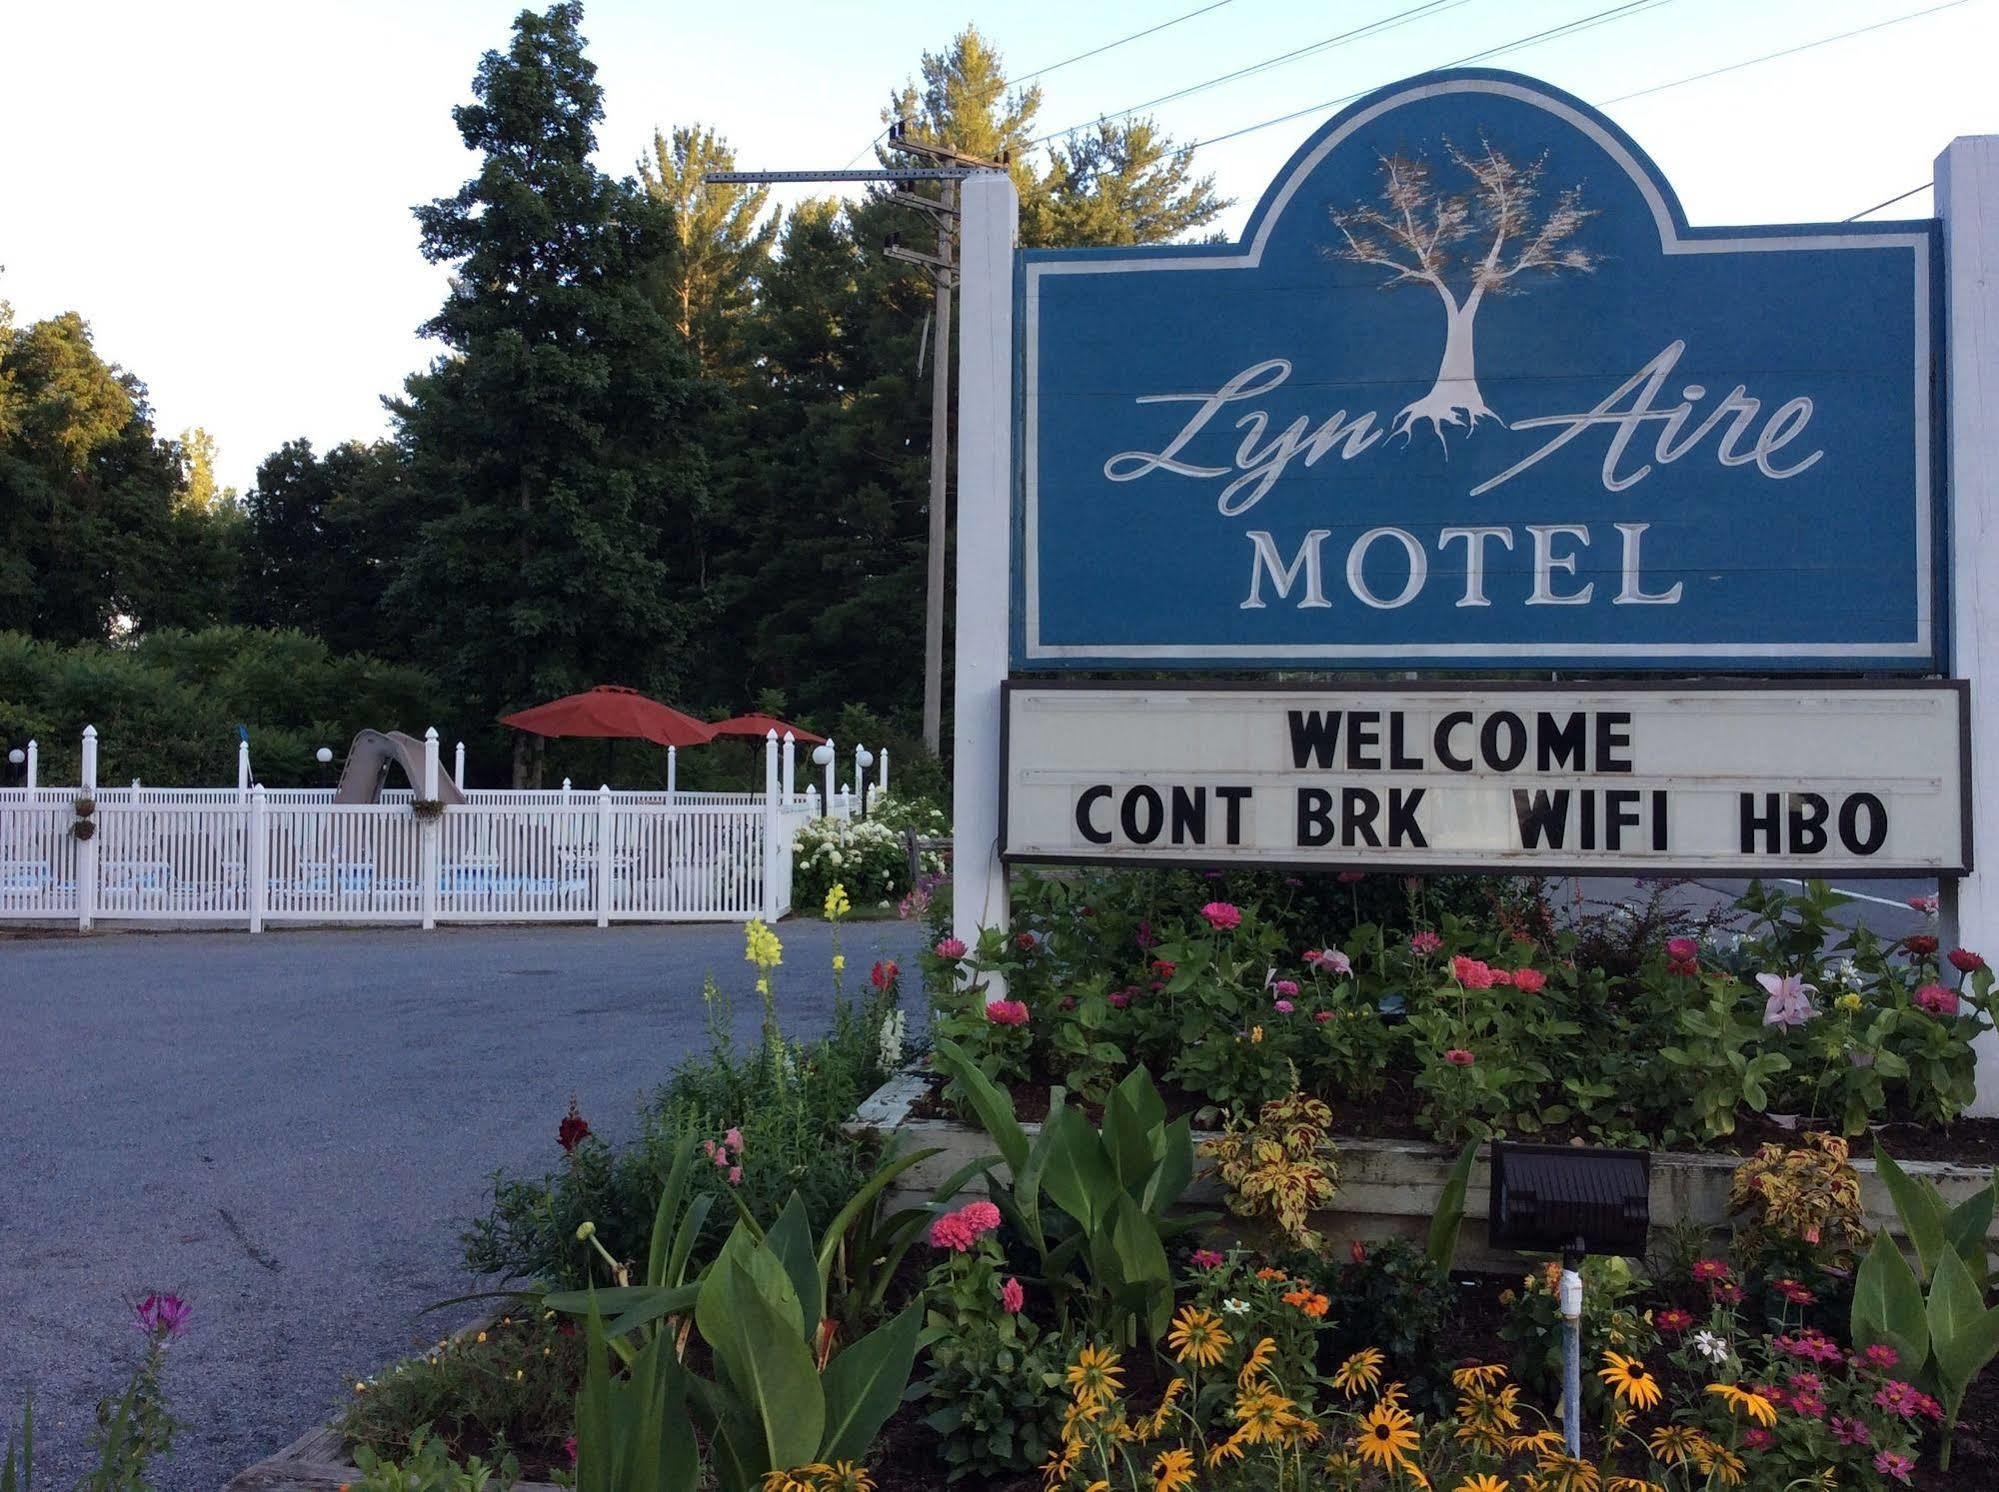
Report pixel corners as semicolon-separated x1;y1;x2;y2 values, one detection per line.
791;795;947;910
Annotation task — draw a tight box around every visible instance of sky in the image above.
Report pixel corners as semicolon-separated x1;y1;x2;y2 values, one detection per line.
1;0;1993;495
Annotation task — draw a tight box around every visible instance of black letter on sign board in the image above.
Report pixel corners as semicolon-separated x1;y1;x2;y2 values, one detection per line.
1839;794;1887;855
1388;788;1427;848
1605;789;1641;851
1297;788;1335;847
1481;711;1527;772
1536;712;1587;772
1788;792;1828;855
1436;712;1474;772
1170;786;1206;845
1216;786;1251;845
1076;786;1112;846
1741;792;1780;853
1288;711;1340;768
1595;712;1634;772
1514;789;1569;850
1121;786;1164;845
1341;787;1382;848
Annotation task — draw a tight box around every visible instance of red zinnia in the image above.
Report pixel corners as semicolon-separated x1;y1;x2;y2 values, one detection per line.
1949;947;1986;973
1904;934;1938;957
1443;1048;1476;1067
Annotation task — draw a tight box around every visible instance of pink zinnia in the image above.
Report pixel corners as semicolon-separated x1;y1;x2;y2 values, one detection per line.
1270;978;1299;998
1656;1308;1692;1332
986;998;1029;1027
928;1212;976;1252
1152;959;1177;979
934;937;967;960
1830;1416;1872;1446
1692;1259;1732;1281
1488;968;1514;986
1666;936;1699;962
1916;982;1960;1017
1273;999;1294;1014
1190;1249;1224;1269
1200;901;1243;931
1108;991;1130;1008
1443;1048;1475;1067
1510;967;1547;993
1313;1010;1334;1023
1858;1343;1900;1372
1949;947;1986;972
1742;1428;1774;1451
1451;955;1494;988
1874;1450;1915;1484
1409;930;1443;956
1000;1276;1024;1314
960;1201;1002;1235
1909;894;1939;915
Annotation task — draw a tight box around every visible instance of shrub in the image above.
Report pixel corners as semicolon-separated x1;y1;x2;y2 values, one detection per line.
791;803;945;911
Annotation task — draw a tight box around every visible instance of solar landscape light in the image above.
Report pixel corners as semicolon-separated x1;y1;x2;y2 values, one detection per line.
1488;1142;1653;1454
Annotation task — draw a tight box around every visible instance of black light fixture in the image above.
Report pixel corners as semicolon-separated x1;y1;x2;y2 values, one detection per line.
1488;1141;1652;1457
1488;1141;1651;1259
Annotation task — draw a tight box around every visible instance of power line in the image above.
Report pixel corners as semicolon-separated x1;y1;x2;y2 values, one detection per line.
1033;0;1477;146
1847;181;1933;220
1598;0;1968;104
1186;0;1673;151
1005;0;1238;89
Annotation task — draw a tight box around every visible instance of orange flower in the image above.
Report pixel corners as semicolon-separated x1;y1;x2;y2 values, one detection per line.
1255;1267;1289;1282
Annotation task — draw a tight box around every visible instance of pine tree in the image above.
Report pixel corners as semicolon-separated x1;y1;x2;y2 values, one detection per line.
637;125;776;376
388;2;713;783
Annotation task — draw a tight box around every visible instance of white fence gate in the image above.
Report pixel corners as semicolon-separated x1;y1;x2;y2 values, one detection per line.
0;726;825;931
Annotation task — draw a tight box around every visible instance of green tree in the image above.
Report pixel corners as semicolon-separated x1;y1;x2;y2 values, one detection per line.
388;2;714;784
637;124;776;376
1038;117;1229;247
0;311;218;640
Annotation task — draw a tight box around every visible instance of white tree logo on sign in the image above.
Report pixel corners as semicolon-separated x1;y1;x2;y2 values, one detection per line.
1329;141;1597;447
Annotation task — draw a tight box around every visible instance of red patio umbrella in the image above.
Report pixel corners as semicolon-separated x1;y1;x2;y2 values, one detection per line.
707;712;827;745
500;685;717;748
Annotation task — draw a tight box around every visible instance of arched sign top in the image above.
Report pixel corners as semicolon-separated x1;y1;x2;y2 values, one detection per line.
1016;68;1941;671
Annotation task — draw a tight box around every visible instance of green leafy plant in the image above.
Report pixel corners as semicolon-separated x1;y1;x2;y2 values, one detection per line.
911;1233;1066;1481
1850;1145;1999;1465
685;1202;923;1492
349;1429;519;1492
572;1298;699;1492
931;1040;1210;1345
1657;971;1791;1140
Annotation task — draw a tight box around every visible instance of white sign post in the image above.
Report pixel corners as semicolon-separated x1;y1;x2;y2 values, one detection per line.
951;172;1019;959
1939;134;1999;1115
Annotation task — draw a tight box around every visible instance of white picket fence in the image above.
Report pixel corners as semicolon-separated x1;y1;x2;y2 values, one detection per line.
0;726;829;931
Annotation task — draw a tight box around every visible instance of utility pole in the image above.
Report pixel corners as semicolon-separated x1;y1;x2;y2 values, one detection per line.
704;151;1004;759
883;122;1006;757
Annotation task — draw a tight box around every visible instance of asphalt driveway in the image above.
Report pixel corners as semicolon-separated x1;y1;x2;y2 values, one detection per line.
0;918;925;1492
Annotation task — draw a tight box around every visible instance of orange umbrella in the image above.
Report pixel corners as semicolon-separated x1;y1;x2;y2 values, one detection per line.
707;713;828;745
500;685;716;748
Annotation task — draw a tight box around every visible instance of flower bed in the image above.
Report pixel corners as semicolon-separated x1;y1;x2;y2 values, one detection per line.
110;888;1997;1492
918;873;1997;1151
